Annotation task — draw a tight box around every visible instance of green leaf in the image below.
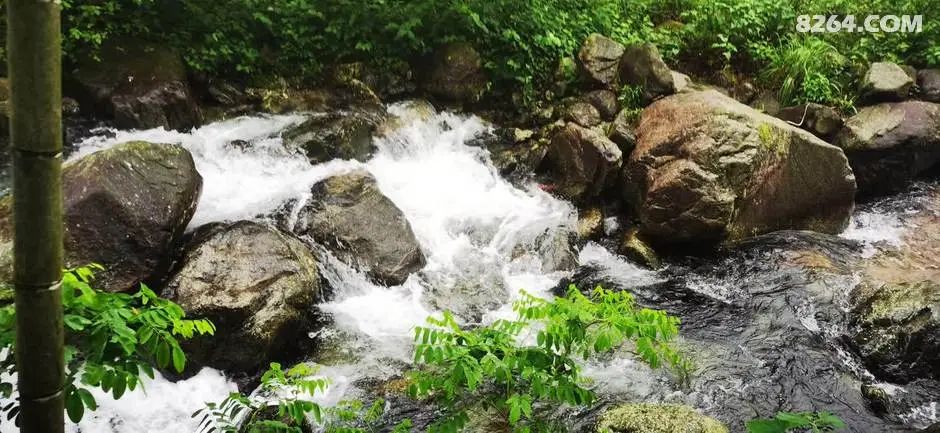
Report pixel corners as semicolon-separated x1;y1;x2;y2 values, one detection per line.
171;345;186;373
66;390;85;423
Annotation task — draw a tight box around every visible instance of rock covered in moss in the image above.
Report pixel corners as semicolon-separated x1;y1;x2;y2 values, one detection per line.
577;207;605;241
63;141;202;291
422;42;488;103
546;122;623;203
293;169;425;285
851;280;940;383
618;229;661;269
624;90;856;245
618;43;676;102
834;100;940;196
281;109;384;163
859;62;914;103
70;41;203;130
578;34;625;89
596;403;728;433
165;221;320;372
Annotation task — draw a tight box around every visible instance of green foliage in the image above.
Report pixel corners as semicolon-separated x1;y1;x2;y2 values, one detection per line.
0;265;215;424
408;286;689;433
196;362;411;433
757;36;852;107
746;411;846;433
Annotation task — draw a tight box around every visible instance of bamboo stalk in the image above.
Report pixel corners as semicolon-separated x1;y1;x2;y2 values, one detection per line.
8;0;65;432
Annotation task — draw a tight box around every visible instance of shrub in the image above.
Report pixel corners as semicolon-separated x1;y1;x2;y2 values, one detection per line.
0;265;215;424
756;36;852;108
408;286;690;433
746;411;846;432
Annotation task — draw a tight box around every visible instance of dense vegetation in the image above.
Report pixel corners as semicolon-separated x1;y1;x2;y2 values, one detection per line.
2;0;937;108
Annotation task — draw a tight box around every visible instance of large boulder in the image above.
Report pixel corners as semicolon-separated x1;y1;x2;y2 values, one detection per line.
625;90;856;245
618;43;676;102
776;103;844;141
62;142;202;291
859;62;913;103
546;122;623;203
70;41;203;130
164;221;320;372
918;69;940;103
578;34;625;89
563;101;602;128
850;280;940;383
281;109;384;163
583;89;620;121
834;101;940;196
596;403;728;433
293;170;425;285
421;43;488;103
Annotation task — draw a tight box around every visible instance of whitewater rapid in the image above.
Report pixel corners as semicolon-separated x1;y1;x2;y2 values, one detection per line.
2;103;930;432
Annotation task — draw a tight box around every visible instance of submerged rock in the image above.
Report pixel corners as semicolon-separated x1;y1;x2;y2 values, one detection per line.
62;141;201;291
578;34;625;89
546;122;623;203
851;280;940;383
859;62;914;103
422;42;488;103
70;41;203;130
625;90;856;245
165;221;320;372
618;43;676;102
281;109;384;163
834;101;940;196
596;403;728;433
293;170;425;285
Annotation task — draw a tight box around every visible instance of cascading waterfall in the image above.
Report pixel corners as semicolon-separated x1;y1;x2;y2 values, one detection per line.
5;103;936;433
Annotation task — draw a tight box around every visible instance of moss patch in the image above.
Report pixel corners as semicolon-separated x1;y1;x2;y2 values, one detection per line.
597;403;728;433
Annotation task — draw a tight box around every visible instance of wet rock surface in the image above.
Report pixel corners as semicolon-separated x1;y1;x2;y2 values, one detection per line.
293;169;426;285
281;109;385;163
165;221;321;372
625;90;856;246
61;141;201;291
834;101;940;197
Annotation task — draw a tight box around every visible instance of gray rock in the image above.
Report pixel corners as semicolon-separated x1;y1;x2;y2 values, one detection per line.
859;62;914;103
546;122;623;202
834;101;940;196
776;103;844;141
851;280;940;383
281;109;384;163
583;89;619;120
618;43;676;102
422;43;488;103
917;69;940;103
71;41;203;130
608;109;638;154
62;141;202;291
564;101;602;127
577;34;625;88
625;90;856;245
165;221;320;372
293;170;425;285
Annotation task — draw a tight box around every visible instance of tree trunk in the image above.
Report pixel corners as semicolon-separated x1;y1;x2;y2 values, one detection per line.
7;0;65;432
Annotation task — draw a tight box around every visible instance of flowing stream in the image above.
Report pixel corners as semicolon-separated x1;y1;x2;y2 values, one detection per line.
8;104;937;432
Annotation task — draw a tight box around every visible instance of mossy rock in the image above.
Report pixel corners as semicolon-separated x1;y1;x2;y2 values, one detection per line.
596;404;728;433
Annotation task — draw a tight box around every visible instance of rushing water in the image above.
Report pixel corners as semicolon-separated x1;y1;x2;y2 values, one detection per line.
3;105;937;432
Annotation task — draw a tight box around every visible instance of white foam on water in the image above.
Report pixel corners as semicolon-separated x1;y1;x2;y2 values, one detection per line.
577;242;666;288
72;115;362;228
841;210;907;258
900;401;938;429
0;369;236;433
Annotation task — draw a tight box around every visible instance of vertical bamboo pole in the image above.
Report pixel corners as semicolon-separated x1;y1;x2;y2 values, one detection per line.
8;0;65;432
